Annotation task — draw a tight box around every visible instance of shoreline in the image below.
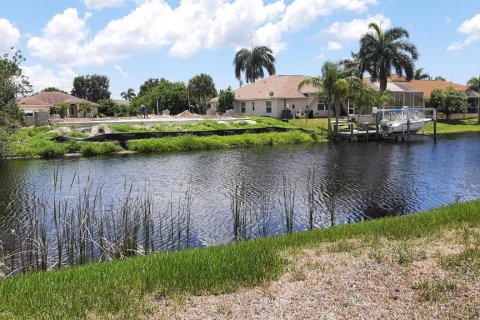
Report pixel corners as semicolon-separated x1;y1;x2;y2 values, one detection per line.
1;200;479;318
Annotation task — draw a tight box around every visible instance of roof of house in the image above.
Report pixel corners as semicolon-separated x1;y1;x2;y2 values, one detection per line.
17;92;98;107
234;75;319;101
363;76;468;97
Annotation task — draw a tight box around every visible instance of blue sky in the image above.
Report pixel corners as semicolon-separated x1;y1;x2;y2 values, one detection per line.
1;0;479;98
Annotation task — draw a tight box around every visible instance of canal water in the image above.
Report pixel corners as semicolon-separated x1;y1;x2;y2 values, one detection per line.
1;133;480;251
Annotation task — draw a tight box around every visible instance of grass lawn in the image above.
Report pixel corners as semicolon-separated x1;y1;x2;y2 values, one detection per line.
1;200;480;319
419;119;480;135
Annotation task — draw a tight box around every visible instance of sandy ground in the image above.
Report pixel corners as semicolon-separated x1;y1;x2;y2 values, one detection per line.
53;111;245;125
152;231;480;320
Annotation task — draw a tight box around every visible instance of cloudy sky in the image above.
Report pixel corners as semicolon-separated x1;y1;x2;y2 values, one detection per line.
1;0;479;98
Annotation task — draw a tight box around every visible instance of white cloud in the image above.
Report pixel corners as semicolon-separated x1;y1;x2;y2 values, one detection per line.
0;18;21;52
327;41;342;50
448;13;480;51
114;64;128;79
313;53;325;61
21;65;76;92
27;0;378;67
27;8;91;65
320;13;391;50
84;0;124;10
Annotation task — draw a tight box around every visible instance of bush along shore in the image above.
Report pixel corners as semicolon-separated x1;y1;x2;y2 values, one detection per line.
0;199;480;318
6;118;323;159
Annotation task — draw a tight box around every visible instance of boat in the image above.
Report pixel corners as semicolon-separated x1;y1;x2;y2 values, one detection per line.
379;107;431;136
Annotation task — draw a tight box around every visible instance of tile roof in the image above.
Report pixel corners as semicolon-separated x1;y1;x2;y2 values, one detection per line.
17;92;98;106
363;77;468;97
234;75;319;100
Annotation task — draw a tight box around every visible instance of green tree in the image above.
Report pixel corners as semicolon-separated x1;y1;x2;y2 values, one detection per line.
78;103;91;117
98;99;121;117
467;76;480;123
426;86;468;119
138;78;161;96
121;88;136;101
41;87;67;93
434;75;446;81
414;68;431;80
358;22;418;92
233;46;276;84
299;61;346;136
56;102;69;118
188;73;217;114
0;49;32;128
132;79;188;115
467;76;480;92
71;74;111;103
217;87;235;113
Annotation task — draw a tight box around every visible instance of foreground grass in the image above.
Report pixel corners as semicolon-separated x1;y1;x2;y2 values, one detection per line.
1;200;480;319
420;119;480;135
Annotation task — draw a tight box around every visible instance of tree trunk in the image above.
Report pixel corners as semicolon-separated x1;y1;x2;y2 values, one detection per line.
327;103;332;137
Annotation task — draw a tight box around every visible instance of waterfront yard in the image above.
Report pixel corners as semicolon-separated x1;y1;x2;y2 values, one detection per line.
420;119;480;135
0;200;479;319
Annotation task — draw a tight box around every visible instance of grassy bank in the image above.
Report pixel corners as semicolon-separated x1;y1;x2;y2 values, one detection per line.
127;131;315;153
420;119;480;135
1;200;480;319
7;117;321;159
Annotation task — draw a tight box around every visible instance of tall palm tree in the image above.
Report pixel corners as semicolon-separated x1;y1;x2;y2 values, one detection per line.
233;46;276;84
121;88;136;101
299;61;344;136
358;22;418;92
414;68;431;80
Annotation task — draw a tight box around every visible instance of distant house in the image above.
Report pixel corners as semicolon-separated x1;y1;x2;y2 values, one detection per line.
365;76;480;113
17;92;99;118
211;75;321;118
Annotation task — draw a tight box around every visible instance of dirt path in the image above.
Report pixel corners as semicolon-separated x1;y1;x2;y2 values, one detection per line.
153;231;480;319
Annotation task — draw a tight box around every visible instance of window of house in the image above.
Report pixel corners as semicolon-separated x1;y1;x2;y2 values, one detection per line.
266;100;272;113
317;97;327;111
252;101;255;111
241;102;246;113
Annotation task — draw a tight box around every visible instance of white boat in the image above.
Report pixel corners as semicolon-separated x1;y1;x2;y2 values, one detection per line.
379;107;431;136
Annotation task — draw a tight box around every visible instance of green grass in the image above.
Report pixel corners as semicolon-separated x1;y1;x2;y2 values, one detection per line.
7;118;323;159
420;119;480;135
109;117;295;133
80;142;122;157
1;199;480;318
127;131;316;153
9;126;67;158
290;118;329;133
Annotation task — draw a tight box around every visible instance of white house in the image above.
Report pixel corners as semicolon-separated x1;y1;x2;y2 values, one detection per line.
212;75;325;118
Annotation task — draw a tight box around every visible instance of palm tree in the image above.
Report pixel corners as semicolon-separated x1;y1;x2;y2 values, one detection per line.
233;46;276;84
414;68;431;80
467;76;480;92
358;22;418;92
121;88;136;101
299;61;345;136
468;76;480;123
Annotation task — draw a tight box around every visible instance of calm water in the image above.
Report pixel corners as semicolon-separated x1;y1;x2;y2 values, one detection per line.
1;133;480;249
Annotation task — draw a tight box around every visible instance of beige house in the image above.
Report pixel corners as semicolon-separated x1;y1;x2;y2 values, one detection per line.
17;92;99;118
212;75;323;118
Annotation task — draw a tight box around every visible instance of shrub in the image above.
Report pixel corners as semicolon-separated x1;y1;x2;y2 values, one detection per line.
80;142;122;157
0;127;10;158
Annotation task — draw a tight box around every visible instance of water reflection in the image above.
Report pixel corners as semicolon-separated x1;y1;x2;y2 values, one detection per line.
1;134;480;254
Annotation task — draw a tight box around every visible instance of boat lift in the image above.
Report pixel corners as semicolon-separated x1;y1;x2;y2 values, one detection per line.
337;106;438;142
